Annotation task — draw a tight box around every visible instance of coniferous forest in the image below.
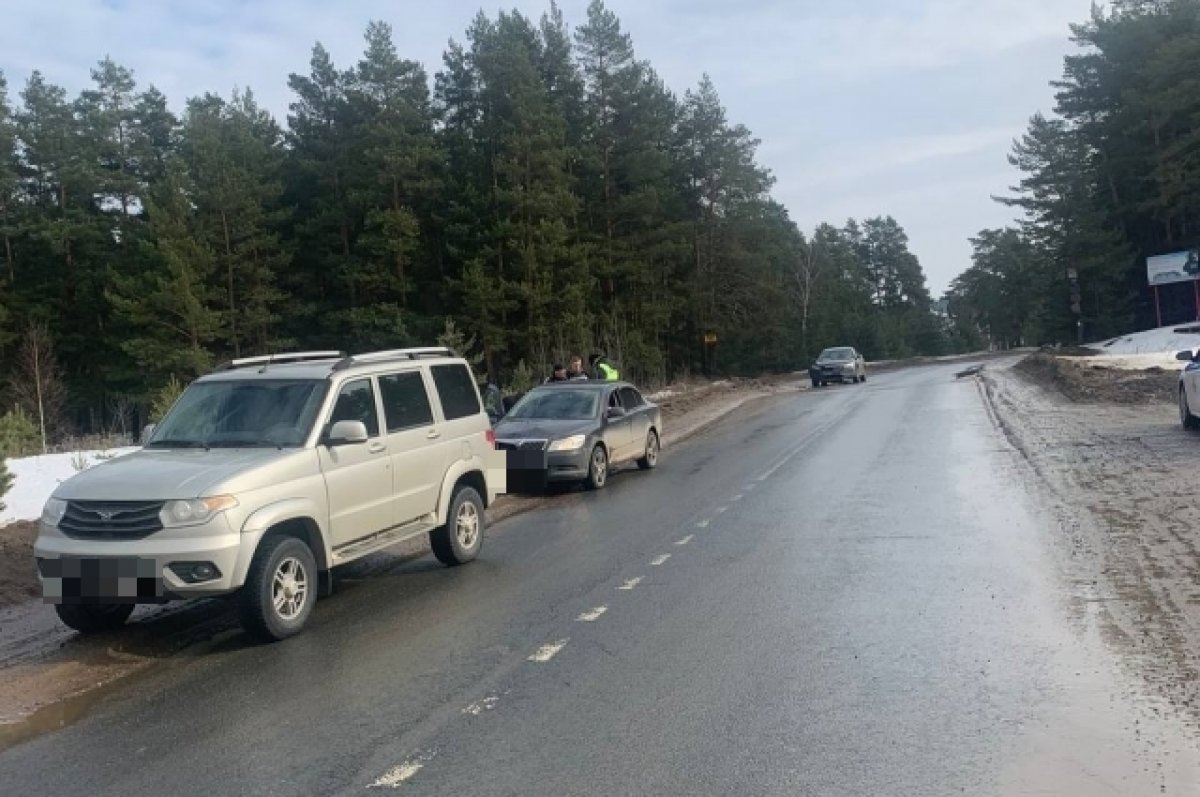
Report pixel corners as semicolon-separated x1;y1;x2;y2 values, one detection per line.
0;1;942;438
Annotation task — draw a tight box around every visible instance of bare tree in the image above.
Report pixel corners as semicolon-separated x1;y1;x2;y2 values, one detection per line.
8;322;66;453
788;240;821;359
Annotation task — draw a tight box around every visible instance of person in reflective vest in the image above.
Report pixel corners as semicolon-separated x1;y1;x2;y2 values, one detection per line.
590;353;620;381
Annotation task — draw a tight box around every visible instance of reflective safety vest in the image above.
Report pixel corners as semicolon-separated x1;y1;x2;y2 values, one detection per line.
597;362;620;381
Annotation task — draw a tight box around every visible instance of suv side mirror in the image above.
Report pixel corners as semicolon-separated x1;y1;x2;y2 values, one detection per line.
327;420;369;445
607;406;626;420
141;423;156;444
1177;350;1196;362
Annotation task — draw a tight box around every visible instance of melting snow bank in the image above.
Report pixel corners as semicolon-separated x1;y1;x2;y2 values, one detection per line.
1;448;139;525
1094;323;1200;356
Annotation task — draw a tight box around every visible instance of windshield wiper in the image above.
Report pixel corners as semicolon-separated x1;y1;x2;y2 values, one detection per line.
145;439;209;450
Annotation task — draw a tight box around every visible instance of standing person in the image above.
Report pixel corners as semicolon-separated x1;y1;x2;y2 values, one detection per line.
544;364;568;383
566;355;589;380
590;353;620;381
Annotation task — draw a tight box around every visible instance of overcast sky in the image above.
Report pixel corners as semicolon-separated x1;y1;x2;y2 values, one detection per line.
2;0;1099;295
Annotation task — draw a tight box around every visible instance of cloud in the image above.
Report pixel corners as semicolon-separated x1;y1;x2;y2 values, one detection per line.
0;0;1099;295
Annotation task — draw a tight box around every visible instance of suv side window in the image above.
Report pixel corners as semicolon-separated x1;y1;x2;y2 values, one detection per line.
330;378;380;437
619;387;644;409
431;364;481;421
379;372;434;432
608;391;622;410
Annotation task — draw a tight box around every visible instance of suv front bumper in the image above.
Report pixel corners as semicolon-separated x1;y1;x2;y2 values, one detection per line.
34;515;248;602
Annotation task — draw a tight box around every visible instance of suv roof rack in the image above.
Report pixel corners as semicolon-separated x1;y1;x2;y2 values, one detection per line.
331;347;456;372
214;351;346;372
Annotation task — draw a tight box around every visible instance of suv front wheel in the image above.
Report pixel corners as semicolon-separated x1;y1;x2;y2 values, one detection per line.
239;535;318;642
431;485;485;566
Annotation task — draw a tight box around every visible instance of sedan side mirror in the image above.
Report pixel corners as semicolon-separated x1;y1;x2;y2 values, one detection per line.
1177;350;1196;362
141;423;156;444
606;406;626;420
327;420;370;445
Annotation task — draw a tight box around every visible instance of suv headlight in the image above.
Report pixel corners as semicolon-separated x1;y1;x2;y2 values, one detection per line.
42;497;67;527
161;495;239;527
549;434;587;452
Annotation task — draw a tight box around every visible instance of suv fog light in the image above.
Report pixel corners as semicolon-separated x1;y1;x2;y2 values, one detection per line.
169;561;222;584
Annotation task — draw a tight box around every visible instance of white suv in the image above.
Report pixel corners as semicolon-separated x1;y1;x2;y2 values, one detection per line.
34;348;506;641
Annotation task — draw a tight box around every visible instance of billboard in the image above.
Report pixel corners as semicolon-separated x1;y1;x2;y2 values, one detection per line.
1147;249;1200;285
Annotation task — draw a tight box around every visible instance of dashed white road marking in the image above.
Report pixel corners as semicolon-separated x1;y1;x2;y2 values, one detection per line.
576;606;608;622
744;483;757;491
462;696;500;716
650;554;671;566
370;759;426;789
731;493;744;502
618;577;643;591
675;535;694;546
528;639;569;662
715;506;728;515
696;519;710;529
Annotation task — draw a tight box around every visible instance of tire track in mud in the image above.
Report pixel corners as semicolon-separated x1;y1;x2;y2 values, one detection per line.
981;360;1200;726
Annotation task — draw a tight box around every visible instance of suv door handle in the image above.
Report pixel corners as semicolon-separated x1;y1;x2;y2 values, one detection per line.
426;430;441;440
368;442;386;454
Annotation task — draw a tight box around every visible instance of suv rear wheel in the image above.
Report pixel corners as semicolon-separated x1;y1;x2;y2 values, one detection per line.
431;485;485;566
239;535;318;642
55;603;135;633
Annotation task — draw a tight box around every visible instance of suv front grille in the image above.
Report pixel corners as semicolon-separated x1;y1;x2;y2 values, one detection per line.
59;500;165;540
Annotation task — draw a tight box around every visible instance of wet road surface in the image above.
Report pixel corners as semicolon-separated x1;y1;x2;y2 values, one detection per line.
2;363;1198;795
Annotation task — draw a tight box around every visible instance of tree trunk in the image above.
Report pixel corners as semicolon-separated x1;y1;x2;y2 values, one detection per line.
221;210;239;357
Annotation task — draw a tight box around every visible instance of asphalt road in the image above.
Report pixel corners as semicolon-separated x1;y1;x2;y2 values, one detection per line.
2;363;1199;796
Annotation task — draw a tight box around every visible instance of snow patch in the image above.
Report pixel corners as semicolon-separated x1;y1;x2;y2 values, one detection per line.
1;448;138;525
1092;323;1200;356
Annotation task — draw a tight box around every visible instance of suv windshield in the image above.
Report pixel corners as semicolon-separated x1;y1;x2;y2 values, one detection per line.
147;379;328;449
507;389;599;421
819;348;855;362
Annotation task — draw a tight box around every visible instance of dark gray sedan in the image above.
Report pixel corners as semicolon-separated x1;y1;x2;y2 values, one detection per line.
494;381;662;490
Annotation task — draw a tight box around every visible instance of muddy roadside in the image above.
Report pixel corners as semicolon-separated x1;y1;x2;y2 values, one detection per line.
980;353;1200;726
0;372;805;743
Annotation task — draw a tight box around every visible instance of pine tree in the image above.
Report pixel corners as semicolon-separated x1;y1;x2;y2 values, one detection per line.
108;164;221;383
181;90;289;356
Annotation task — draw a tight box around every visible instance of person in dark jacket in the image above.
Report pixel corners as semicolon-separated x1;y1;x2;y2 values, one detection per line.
544;364;568;383
566;355;589;380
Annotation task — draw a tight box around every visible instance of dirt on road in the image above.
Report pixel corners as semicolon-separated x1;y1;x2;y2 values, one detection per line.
0;522;39;609
983;355;1200;725
1015;351;1178;404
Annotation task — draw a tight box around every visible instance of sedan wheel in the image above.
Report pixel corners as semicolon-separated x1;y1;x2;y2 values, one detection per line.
638;430;660;470
586;445;609;490
1181;386;1200;430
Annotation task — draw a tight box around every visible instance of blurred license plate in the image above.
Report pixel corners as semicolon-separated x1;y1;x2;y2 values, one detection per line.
505;449;547;470
39;557;163;604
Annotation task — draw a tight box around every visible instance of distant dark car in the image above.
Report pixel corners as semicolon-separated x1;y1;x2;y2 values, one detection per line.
809;346;866;387
493;381;662;491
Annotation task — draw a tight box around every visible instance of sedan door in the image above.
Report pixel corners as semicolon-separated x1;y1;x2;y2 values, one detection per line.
318;378;393;547
619;386;652;459
603;389;635;462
